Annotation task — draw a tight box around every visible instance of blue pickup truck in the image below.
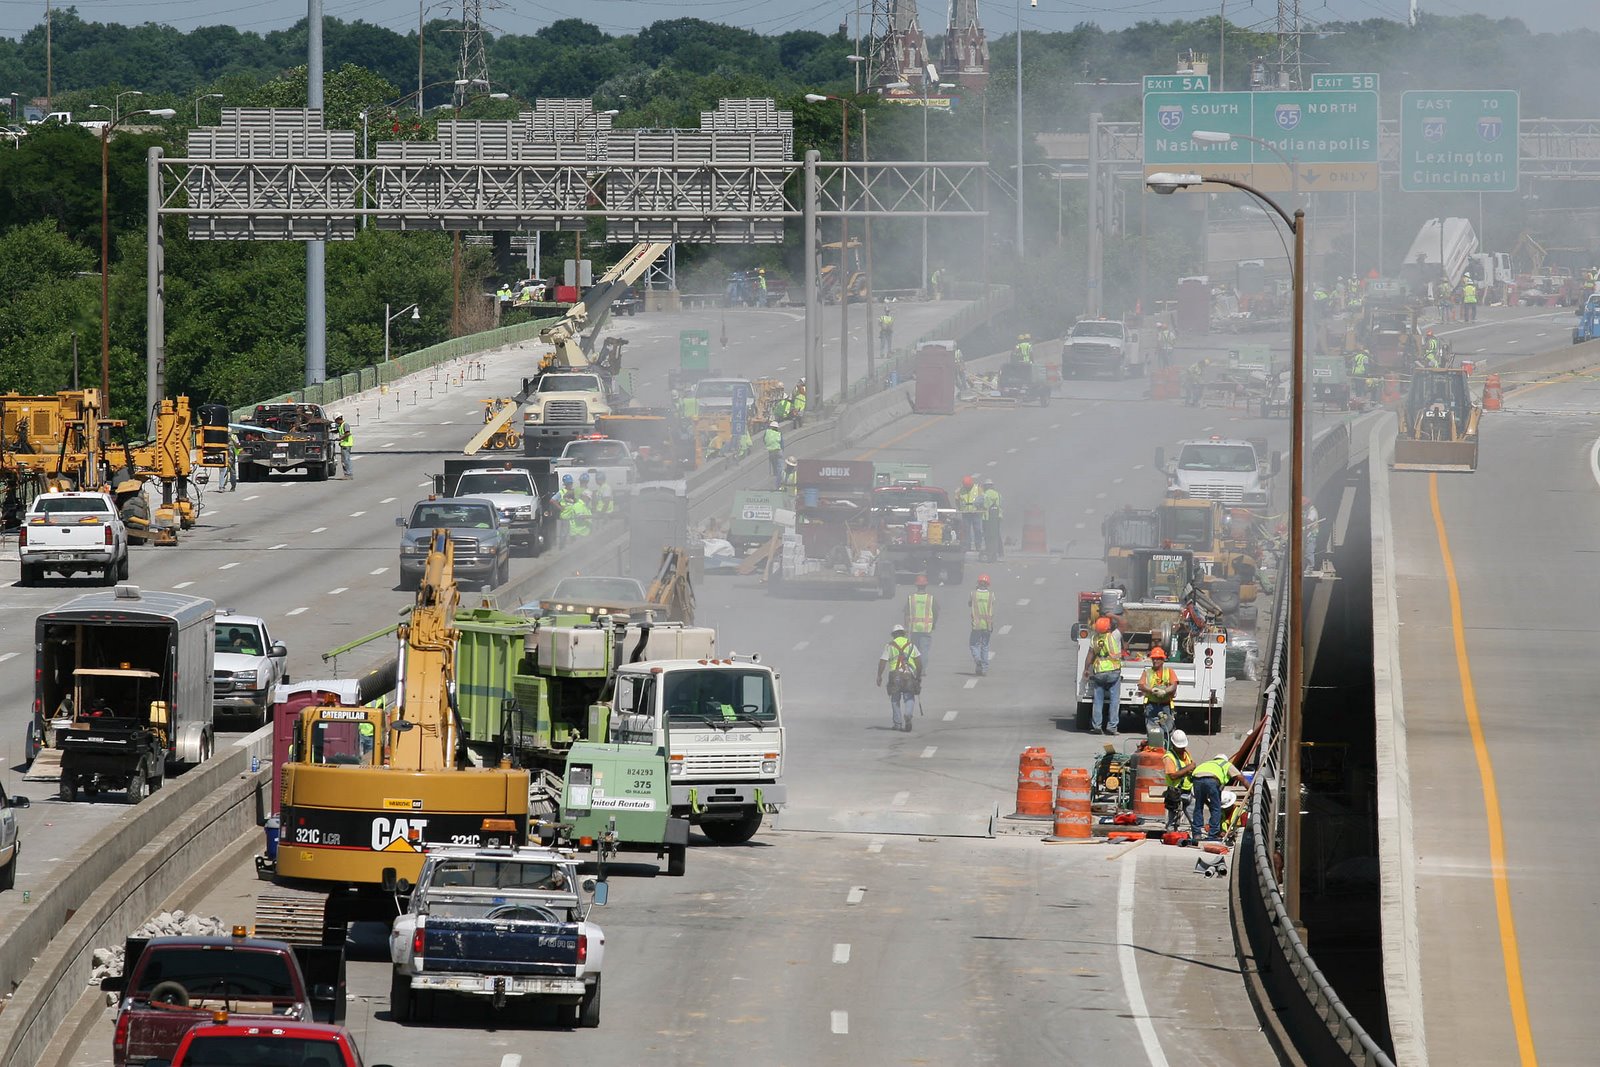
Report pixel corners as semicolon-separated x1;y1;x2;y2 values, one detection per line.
387;846;608;1027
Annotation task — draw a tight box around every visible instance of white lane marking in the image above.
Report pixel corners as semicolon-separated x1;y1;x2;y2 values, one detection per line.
417;481;431;488
1536;331;1548;337
793;640;809;651
831;1010;849;1034
380;497;396;504
964;678;978;689
943;710;958;721
311;526;327;533
1591;436;1600;490
244;494;260;501
1075;522;1086;529
1006;447;1018;454
1051;423;1061;429
328;587;348;595
867;839;885;853
846;886;866;904
1033;576;1046;586
1017;598;1031;606
0;652;17;664
219;562;241;570
833;944;851;964
998;624;1013;635
173;581;194;589
891;791;909;807
500;1056;522;1067
920;746;937;758
286;607;308;616
442;420;455;426
1118;848;1170;1067
1507;339;1520;345
1112;477;1124;484
411;430;426;437
1095;492;1107;499
380;441;396;448
986;459;998;467
370;567;389;575
1028;436;1039;443
1132;463;1144;470
820;614;834;623
349;511;366;517
268;543;287;551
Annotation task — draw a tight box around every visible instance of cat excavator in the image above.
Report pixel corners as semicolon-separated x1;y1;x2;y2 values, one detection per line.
1392;367;1481;473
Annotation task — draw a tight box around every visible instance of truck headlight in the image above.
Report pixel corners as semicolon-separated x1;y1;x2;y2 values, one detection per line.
401;543;426;555
761;760;778;775
514;506;534;518
234;668;266;688
669;755;684;777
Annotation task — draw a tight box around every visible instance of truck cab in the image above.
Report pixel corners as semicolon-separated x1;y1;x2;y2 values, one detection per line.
1157;437;1278;510
610;657;785;844
18;491;130;586
444;466;543;555
1063;319;1142;379
213;610;288;728
551;435;637;489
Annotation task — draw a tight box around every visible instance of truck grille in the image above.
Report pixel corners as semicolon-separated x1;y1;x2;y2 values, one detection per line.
213;671;236;694
684;752;765;776
1185;483;1245;503
542;400;590;424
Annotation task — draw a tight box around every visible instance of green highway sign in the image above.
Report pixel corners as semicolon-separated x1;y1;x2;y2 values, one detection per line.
1312;73;1379;92
1143;73;1210;94
1143;90;1379;168
1399;90;1520;192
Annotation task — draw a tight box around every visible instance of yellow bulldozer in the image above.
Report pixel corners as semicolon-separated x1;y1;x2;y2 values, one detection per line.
1392;367;1481;473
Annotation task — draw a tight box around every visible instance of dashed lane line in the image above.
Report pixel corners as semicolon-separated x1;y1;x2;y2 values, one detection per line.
891;791;909;807
793;640;809;651
964;678;978;689
370;567;388;576
833;944;851;964
268;543;287;551
1017;598;1031;606
1033;576;1046;585
867;839;885;853
381;497;397;504
920;746;937;758
244;494;260;501
381;441;396;448
328;587;348;595
173;581;194;590
998;624;1013;635
311;526;328;533
943;710;958;721
846;886;866;904
218;562;241;570
286;607;308;616
820;614;834;624
500;1056;522;1067
831;1010;849;1035
0;652;18;664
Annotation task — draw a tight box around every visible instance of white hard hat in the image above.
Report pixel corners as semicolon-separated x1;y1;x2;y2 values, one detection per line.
1170;730;1188;748
1221;789;1238;807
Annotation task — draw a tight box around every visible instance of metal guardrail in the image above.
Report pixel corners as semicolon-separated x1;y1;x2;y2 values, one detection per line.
1243;571;1396;1067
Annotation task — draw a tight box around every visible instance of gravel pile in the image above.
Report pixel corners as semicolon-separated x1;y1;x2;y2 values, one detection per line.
91;910;231;985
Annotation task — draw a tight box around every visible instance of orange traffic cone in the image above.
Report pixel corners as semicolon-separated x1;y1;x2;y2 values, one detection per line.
1482;374;1502;411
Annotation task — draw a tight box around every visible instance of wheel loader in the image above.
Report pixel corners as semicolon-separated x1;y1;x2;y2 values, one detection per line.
1392;367;1480;473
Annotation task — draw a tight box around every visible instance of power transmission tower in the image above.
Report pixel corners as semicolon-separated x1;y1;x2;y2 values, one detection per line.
1275;0;1304;90
453;0;497;107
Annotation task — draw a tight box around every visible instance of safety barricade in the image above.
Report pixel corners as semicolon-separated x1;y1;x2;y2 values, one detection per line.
1012;746;1054;819
1048;768;1093;841
1132;748;1168;821
1482;373;1502;411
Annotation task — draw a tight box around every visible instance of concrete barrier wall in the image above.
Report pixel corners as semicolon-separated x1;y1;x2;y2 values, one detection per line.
0;748;267;1067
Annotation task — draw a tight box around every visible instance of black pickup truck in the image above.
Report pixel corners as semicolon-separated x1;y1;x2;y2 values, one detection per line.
237;403;338;482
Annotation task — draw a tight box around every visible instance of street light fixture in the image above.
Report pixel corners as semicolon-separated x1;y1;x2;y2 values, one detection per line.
194;92;223;125
1146;169;1309;921
845;53;867;95
384;303;422;362
1191;128;1299;195
101;107;176;412
113;90;143;124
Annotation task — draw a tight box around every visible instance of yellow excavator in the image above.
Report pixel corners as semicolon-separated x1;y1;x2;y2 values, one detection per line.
1392;367;1481;472
269;530;531;926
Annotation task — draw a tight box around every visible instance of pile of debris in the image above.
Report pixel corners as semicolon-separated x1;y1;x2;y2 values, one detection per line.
91;910;230;986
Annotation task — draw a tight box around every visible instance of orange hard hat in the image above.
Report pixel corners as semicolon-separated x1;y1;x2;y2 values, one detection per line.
977;573;990;585
1094;617;1112;633
962;475;974;487
915;574;928;586
1149;647;1167;660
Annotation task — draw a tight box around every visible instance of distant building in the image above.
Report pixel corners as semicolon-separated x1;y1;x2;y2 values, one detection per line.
942;0;990;92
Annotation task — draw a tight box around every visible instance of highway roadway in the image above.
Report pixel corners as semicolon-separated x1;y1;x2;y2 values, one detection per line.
1391;353;1600;1066
67;330;1285;1067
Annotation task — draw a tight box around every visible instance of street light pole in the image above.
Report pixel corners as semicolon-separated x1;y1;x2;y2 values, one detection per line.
194;93;222;125
113;89;142;124
385;303;421;362
1147;171;1307;921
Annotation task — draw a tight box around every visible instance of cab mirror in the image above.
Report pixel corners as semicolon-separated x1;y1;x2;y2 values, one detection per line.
382;867;398;893
269;643;288;658
394;517;407;528
592;881;609;907
9;795;29;808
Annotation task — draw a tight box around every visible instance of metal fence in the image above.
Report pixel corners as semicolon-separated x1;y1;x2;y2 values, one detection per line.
1242;579;1396;1067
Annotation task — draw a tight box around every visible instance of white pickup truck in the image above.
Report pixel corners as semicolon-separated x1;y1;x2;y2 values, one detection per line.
18;492;130;586
1062;319;1144;379
551;436;638;489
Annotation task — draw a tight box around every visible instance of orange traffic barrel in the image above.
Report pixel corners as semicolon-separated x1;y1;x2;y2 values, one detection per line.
1020;507;1047;553
1382;374;1402;404
1049;768;1092;840
1483;373;1502;411
1132;749;1167;821
1012;746;1054;819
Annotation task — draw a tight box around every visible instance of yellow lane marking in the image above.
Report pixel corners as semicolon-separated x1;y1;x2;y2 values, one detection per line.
852;415;944;460
1427;473;1539;1066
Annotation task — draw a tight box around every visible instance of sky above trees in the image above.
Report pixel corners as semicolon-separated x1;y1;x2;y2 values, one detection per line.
1;1;1592;43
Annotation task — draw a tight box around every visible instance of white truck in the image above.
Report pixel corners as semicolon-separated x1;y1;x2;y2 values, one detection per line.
522;371;613;458
18;491;130;586
212;610;289;728
551;436;638;489
441;461;548;556
1062;319;1144;379
1156;437;1278;510
1400;217;1478;295
388;846;606;1027
1073;604;1228;735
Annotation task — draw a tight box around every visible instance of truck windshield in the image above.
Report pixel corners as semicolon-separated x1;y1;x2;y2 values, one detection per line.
549;576;647;602
410;503;494;528
132;948;297;999
1177;445;1257;473
456;474;532;495
1162;508;1212;547
176;1036;342;1067
562;441;628;463
537;376;601;393
1071;322;1123;338
662;669;778;725
215;624;266;655
425;859;569;892
35;497;110;516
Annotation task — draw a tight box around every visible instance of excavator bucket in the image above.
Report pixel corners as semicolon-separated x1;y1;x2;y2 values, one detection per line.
1392;437;1479;472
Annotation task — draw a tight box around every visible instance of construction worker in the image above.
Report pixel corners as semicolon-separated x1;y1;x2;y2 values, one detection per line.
764;422;784;485
1220;789;1246;840
755;267;768;307
559;487;592;540
792;380;807;427
496;282;513;304
876;624;923;732
1184;359;1208;407
732;424;753;459
1137;646;1179;742
577;471;594;511
981;479;1003;563
1191;751;1245;842
1156;321;1176;367
904;574;938;662
956;475;984;555
772;392;793;423
781;455;798;497
224;432;239;492
968;574;995;676
334;415;354;478
552;474;576;548
593;471;615;517
878;311;894;351
1462;277;1478;322
675;390;699;421
1014;334;1033;363
1423;328;1441;368
1163;729;1197;836
1084;616;1123;735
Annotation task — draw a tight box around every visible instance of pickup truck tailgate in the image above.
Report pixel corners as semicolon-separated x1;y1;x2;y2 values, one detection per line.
420;919;580;976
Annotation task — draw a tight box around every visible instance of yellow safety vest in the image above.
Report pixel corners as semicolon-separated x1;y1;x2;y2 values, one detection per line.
1193;756;1238;782
1164;750;1194;790
957;486;981;514
970;588;994;630
1140;666;1177;704
561;497;592;537
1351;351;1369;376
764;427;783;453
1091;631;1121;673
887;636;918;673
906;592;935;632
1016;342;1032;363
793;392;806;414
338;426;353;448
982;488;1001;518
1463;284;1477;304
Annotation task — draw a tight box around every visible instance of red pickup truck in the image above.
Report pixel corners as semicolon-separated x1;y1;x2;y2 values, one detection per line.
163;1020;388;1067
105;931;345;1067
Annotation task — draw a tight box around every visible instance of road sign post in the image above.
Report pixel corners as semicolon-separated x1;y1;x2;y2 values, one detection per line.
1399;90;1519;193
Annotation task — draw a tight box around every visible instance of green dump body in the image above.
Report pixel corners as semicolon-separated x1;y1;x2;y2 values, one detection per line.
453;607;534;745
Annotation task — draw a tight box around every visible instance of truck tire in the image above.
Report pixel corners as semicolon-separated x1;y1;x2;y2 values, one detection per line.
877;570;895;599
1075;702;1093;733
701;810;763;845
117;554;130;581
101;562;117;586
59;774;77;803
126;768;147;805
16;563;33;587
0;852;15;891
389;970;413;1022
577;976;602;1028
398;570;419;593
665;843;687;877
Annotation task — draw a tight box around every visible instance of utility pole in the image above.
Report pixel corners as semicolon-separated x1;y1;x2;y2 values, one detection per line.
45;0;52;112
418;0;426;118
1087;112;1102;316
305;0;327;386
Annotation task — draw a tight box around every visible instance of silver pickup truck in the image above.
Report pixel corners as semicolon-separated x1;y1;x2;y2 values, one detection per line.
18;492;130;586
395;497;511;591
